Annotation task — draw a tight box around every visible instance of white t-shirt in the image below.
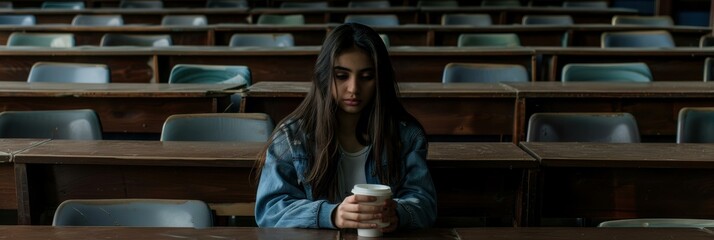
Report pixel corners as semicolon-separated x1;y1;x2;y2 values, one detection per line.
337;145;370;200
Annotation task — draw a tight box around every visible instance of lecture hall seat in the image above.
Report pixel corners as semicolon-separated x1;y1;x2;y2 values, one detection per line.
229;33;295;47
561;62;653;82
280;1;328;8
7;32;74;47
522;15;573;25
161;15;208;26
526;112;641;143
344;14;399;26
677;107;714;143
0;109;103;140
601;30;675;48
348;0;390;8
417;0;458;7
457;33;521;47
256;14;305;25
41;1;84;9
27;62;110;83
611;15;674;27
442;63;529;83
441;14;492;26
562;0;608;8
160;113;274;142
71;15;124;26
206;0;247;8
598;218;714;228
119;0;163;8
168;64;251;85
0;15;35;25
53;199;213;227
100;33;172;47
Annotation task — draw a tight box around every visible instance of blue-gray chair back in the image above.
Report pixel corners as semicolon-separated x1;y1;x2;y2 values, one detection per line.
481;0;521;6
120;0;163;8
28;62;110;83
441;14;491;26
206;0;247;8
256;14;305;25
443;63;529;83
677;107;714;143
601;31;675;48
161;15;208;26
169;64;251;85
229;33;294;47
280;1;328;8
705;57;714;81
100;33;172;47
160;113;274;142
344;14;399;26
599;218;714;228
417;0;458;7
561;62;652;82
0;15;35;25
526;112;641;143
53;199;212;227
7;32;74;47
0;109;102;140
612;15;674;26
348;1;390;8
563;0;607;8
522;15;573;25
72;15;123;26
42;1;84;9
457;33;521;47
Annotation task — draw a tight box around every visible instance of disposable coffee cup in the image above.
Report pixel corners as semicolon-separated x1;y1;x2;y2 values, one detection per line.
351;184;392;237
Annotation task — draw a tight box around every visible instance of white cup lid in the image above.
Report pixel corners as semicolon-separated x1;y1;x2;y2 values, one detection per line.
351;184;392;196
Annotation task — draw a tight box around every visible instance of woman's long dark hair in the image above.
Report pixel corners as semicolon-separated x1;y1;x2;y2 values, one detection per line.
257;23;422;202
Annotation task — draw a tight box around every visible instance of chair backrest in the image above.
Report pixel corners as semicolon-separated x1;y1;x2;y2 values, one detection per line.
8;32;74;47
481;0;521;6
443;63;529;83
705;57;714;81
700;35;714;47
348;1;390;8
161;15;208;26
417;0;458;7
457;33;521;47
344;14;399;26
0;2;12;8
280;1;328;8
28;62;110;83
100;33;172;47
72;15;123;26
206;0;247;8
677;107;714;143
229;33;294;47
526;112;641;143
441;14;492;26
169;64;251;85
599;218;714;228
42;1;84;9
561;62;652;82
160;113;274;142
119;0;163;8
0;15;35;25
612;15;674;26
256;14;305;25
601;30;675;48
562;0;607;8
0;109;102;140
53;199;212;227
379;34;390;47
522;15;574;25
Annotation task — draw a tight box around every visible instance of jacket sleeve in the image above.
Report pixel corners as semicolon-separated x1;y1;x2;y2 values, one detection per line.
254;132;338;229
394;126;437;229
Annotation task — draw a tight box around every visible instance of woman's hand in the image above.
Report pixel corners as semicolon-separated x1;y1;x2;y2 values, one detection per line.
333;195;384;229
380;199;399;233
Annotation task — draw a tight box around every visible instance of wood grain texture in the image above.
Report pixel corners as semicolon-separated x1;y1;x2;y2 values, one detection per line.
455;228;714;240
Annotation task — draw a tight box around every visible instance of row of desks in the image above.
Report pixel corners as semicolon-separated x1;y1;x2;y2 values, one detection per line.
0;6;637;25
242;81;714;142
0;24;706;47
0;47;713;84
3;140;714;227
3;226;714;240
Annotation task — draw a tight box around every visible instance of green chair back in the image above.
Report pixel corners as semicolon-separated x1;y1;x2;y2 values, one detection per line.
168;64;251;85
457;33;521;47
280;1;328;8
344;14;399;26
119;0;163;8
100;33;172;47
206;0;247;8
0;15;35;25
28;62;110;83
526;112;640;143
481;0;521;6
677;107;714;143
0;109;102;140
599;218;714;227
441;14;492;26
256;14;305;25
700;36;714;47
563;0;607;8
443;63;529;83
601;30;675;48
348;1;390;8
229;33;294;47
7;32;74;47
53;199;212;227
161;15;208;26
72;15;123;26
160;113;274;142
0;2;12;8
522;15;573;25
561;62;652;82
417;0;458;7
41;1;84;9
612;15;674;27
705;57;714;81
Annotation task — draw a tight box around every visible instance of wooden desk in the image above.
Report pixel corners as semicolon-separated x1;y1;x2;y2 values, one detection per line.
537;47;714;82
242;82;519;140
249;7;419;24
507;81;714;142
0;82;238;137
565;25;710;47
342;228;458;240
521;142;714;226
0;139;47;224
421;7;638;25
0;9;250;25
0;226;339;240
455;227;714;240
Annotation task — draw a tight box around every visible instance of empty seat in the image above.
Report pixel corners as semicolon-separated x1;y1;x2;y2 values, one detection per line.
119;0;163;8
7;33;74;47
612;15;674;26
526;112;640;143
563;0;607;8
481;0;521;6
561;62;652;82
229;33;294;47
206;0;247;8
72;15;123;26
442;63;529;83
601;31;675;48
677;107;714;143
169;64;251;85
280;1;328;8
344;14;399;26
53;199;212;227
161;15;208;26
28;62;110;83
0;109;102;140
417;0;458;7
522;15;573;25
700;35;714;47
256;14;305;25
705;57;714;81
457;33;521;47
100;33;172;47
161;113;274;142
0;2;12;8
441;14;492;26
379;34;390;47
599;218;714;228
41;1;84;9
348;1;390;8
0;15;35;25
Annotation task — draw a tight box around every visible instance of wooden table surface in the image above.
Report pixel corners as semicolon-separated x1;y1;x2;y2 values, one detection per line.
454;227;714;240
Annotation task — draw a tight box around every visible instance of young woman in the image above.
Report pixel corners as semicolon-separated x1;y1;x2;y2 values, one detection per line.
255;23;436;232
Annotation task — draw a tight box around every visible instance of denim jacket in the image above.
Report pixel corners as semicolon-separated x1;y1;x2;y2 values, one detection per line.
255;118;437;229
